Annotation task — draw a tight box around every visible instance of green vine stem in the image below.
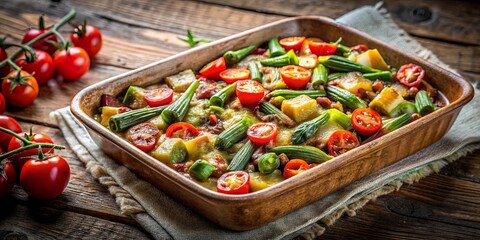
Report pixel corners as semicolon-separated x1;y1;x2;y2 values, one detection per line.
0;127;65;160
0;9;76;69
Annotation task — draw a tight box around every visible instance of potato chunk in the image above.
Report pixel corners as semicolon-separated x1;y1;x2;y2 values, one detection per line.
336;72;373;94
281;95;317;123
165;69;196;92
369;87;404;115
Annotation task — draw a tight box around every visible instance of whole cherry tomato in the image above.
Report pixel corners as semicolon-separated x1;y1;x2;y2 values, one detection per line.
144;88;173;107
0;48;10;78
21;16;58;56
279;36;306;52
0;115;22;151
15;50;54;85
279;65;311;89
20;155;71;200
327;130;360;157
216;171;250;194
53;46;90;81
396;64;425;88
70;23;103;58
283;159;310;179
247;122;278;145
127;123;160;152
219;68;250;84
199;57;226;81
1;70;39;108
8;132;54;172
351;108;382;136
0;93;6;114
0;159;16;198
235;80;265;107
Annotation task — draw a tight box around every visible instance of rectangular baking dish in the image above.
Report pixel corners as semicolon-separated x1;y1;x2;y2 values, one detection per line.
71;16;473;231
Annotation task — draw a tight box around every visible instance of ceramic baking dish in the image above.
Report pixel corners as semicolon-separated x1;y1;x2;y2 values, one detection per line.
71;16;473;230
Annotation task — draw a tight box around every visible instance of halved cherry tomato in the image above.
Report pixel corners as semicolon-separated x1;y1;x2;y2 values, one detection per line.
128;123;160;152
8;132;54;172
396;64;425;88
219;68;250;84
165;122;199;140
247;123;278;145
199;57;227;80
279;36;306;52
308;40;337;56
144;88;174;107
351;108;382;136
283;159;310;179
235;80;265;107
279;65;311;89
350;44;369;53
327;130;360;156
300;37;321;55
15;50;55;85
216;171;250;194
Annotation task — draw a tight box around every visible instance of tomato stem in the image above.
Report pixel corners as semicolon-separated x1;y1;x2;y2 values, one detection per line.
0;42;37;62
0;9;76;69
0;127;65;160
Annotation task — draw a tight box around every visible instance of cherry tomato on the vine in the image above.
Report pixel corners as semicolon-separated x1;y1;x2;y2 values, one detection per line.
235;80;265;107
0;159;16;198
54;46;90;81
247;123;278;145
216;171;250;194
15;50;54;85
0;115;22;151
22;29;58;56
327;130;360;157
283;159;310;179
20;155;71;200
0;48;10;78
0;93;6;114
8;132;54;172
1;70;39;108
351;108;382;136
70;24;103;58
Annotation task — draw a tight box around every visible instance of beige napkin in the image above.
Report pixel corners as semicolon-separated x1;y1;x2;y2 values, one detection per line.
52;5;479;240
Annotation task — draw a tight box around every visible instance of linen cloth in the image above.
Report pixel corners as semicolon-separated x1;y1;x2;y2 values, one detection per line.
52;5;480;240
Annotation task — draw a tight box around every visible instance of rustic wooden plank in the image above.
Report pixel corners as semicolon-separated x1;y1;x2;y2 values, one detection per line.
322;173;480;239
441;152;480;183
0;202;150;239
201;0;480;45
7;122;136;226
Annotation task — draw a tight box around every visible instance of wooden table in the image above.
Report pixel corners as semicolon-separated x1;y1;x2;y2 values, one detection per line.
1;0;479;238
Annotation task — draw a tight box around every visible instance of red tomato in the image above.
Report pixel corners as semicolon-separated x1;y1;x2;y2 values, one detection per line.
0;115;22;150
251;47;267;55
279;36;306;52
144;88;174;107
70;24;103;58
22;29;58;56
327;130;360;156
15;50;54;85
8;132;54;172
2;70;39;108
396;64;425;88
0;48;10;78
53;47;91;81
101;94;123;107
165;122;199;139
0;93;6;114
216;171;250;194
279;65;311;89
235;80;265;107
308;40;337;56
128;123;160;152
219;68;250;84
199;57;227;80
351;108;382;136
20;155;70;200
247;123;278;145
0;159;16;198
350;44;369;53
283;159;310;179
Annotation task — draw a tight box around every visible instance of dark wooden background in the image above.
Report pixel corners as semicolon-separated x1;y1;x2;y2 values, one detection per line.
1;0;479;239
